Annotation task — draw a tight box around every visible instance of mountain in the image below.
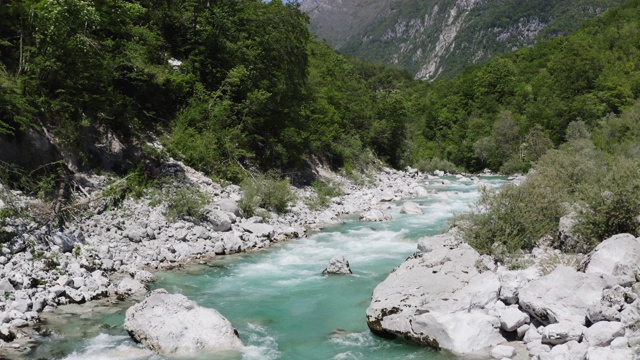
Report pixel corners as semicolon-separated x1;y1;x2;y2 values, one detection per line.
301;0;624;80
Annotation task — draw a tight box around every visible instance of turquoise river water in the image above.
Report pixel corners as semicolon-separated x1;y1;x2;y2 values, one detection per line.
29;176;506;360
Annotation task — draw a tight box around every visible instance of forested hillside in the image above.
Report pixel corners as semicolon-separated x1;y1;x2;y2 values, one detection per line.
302;0;623;80
0;0;412;188
406;0;640;173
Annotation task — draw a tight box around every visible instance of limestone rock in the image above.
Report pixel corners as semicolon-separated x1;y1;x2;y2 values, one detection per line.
399;201;423;215
124;290;243;356
518;265;617;325
50;231;84;253
491;344;515;359
541;322;585;345
116;278;148;298
500;306;530;332
366;239;505;354
359;209;392;222
205;208;232;232
240;222;274;238
583;321;625;347
583;233;640;286
322;254;352;275
216;198;242;218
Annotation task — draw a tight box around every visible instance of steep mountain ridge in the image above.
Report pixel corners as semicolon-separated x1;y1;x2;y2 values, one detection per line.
301;0;623;80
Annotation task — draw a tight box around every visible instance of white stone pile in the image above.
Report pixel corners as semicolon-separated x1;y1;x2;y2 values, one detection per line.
366;228;640;359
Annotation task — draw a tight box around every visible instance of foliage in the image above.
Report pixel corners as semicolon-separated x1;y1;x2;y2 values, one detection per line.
164;186;210;223
462;102;640;256
239;173;296;216
415;157;458;174
307;179;343;209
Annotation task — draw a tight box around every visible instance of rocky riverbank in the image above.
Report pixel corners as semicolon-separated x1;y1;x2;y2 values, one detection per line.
0;159;487;356
366;228;640;359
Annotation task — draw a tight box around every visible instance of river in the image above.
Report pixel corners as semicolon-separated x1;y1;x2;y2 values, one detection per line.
30;176;506;360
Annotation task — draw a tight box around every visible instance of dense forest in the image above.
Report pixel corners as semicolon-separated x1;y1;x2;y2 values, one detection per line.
0;0;411;185
1;0;640;187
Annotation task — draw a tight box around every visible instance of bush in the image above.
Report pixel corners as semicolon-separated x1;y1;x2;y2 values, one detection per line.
239;173;295;216
164;186;210;222
460;179;565;256
574;156;640;246
415;157;459;174
461;139;640;257
499;154;525;175
307;179;343;209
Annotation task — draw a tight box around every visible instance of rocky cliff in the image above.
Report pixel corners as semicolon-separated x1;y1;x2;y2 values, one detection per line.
301;0;623;80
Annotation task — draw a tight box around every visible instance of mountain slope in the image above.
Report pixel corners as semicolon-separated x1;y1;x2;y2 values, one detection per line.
301;0;624;80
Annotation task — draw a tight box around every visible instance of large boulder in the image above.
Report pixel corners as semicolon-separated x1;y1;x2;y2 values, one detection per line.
50;231;84;253
116;278;148;299
124;290;243;356
216;198;242;218
583;233;640;286
366;233;505;355
518;266;618;325
399;201;423;215
359;209;392;222
322;254;352;275
204;208;232;232
240;222;274;238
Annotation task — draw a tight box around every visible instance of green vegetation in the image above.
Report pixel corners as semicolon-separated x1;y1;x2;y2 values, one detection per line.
406;0;640;173
307;179;344;209
461;100;640;256
239;173;296;217
414;158;458;175
164;186;210;222
0;0;413;186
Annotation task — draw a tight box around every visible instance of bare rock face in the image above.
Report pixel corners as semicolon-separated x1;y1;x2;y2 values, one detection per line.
366;230;505;355
583;233;640;286
124;290;243;356
518;266;618;326
322;254;352;275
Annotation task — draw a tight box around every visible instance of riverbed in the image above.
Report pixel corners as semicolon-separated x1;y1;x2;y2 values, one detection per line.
30;176;506;359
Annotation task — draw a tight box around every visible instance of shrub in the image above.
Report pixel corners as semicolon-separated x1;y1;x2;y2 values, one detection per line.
307;179;343;209
164;186;210;222
415;157;459;174
239;173;295;216
574;156;640;245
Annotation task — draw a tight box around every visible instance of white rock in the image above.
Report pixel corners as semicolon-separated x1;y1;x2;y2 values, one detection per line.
500;306;530;332
584;233;640;286
541;322;585;345
366;242;505;354
498;266;542;305
322;254;352;275
318;210;343;225
134;270;156;283
491;344;515;359
205;208;232;232
519;265;618;325
399;201;423;215
610;337;629;350
124;290;243;356
583;321;625;347
359;209;392;222
116;278;148;298
586;346;635;360
240;222;274;238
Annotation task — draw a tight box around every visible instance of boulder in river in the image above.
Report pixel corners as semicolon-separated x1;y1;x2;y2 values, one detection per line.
366;230;505;355
359;209;392;222
399;201;423;215
322;254;352;275
124;289;243;356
